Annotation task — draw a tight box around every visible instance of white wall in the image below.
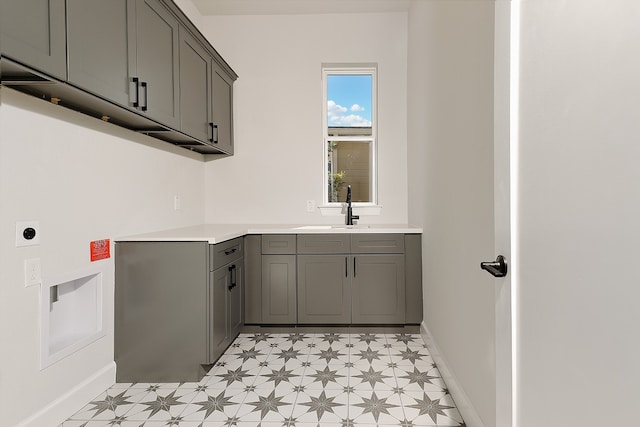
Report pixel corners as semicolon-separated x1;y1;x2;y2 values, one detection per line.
0;87;205;426
516;1;640;425
407;1;496;426
199;12;409;224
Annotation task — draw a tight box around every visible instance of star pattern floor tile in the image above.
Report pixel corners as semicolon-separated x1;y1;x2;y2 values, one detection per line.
61;333;465;426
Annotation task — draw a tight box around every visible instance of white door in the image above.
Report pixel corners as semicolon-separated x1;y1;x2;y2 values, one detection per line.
492;2;514;426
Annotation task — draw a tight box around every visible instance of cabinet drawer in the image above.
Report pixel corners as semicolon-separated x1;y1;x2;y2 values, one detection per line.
351;234;405;254
210;237;243;271
262;235;296;254
297;234;350;254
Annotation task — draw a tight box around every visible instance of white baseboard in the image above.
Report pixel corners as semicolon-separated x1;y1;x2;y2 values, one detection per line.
16;362;116;427
421;322;484;427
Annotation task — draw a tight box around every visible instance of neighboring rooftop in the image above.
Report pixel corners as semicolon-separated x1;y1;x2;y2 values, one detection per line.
192;0;411;15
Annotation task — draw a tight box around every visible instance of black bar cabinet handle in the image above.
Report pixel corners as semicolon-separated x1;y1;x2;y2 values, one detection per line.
132;77;140;107
354;257;357;277
228;264;237;290
141;81;148;111
345;257;348;277
212;124;219;144
224;248;237;255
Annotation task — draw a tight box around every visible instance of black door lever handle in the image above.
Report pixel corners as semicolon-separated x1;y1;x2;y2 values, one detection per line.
481;255;508;277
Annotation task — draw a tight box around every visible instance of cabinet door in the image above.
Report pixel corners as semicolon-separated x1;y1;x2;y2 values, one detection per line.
133;0;180;128
66;0;132;106
262;255;297;324
352;254;406;324
228;262;243;340
209;267;229;362
0;0;66;80
179;27;211;142
244;235;262;324
211;61;234;154
298;255;351;324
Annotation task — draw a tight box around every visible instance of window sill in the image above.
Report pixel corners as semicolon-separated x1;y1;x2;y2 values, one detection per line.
318;204;382;217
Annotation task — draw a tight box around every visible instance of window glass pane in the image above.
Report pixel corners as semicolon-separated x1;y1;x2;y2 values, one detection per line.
327;74;372;135
323;66;376;205
327;140;371;203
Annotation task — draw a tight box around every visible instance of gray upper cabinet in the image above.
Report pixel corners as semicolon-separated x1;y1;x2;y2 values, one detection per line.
66;0;180;128
0;0;67;80
132;0;181;129
67;0;180;129
211;61;234;154
2;0;237;155
179;27;211;143
67;0;132;106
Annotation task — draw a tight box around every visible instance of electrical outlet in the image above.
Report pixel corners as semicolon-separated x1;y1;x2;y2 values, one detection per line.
306;200;316;212
16;221;40;247
24;258;41;287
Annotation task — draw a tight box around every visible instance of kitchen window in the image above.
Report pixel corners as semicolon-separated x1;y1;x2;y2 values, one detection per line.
322;65;377;208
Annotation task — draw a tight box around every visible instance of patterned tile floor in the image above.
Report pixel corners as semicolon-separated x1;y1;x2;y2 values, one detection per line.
62;332;464;426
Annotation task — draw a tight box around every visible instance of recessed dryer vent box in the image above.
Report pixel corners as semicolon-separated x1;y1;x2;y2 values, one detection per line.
40;265;106;369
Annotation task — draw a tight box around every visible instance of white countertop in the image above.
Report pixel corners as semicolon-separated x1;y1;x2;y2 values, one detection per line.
116;224;423;244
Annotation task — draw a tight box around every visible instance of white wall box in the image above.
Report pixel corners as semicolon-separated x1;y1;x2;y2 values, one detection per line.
40;266;106;369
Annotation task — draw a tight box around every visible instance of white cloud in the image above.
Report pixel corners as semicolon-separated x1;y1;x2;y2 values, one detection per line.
328;100;371;127
328;100;347;114
339;114;372;127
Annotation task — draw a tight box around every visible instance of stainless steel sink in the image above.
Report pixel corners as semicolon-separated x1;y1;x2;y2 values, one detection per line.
293;225;370;230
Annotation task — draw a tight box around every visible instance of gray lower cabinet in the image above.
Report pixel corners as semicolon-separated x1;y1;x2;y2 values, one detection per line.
351;255;406;324
260;235;297;324
297;255;351;324
262;255;297;323
209;260;243;360
0;0;67;80
115;242;209;383
115;238;243;383
243;233;422;326
297;234;407;325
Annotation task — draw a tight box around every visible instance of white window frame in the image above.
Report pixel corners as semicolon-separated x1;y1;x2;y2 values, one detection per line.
320;64;379;214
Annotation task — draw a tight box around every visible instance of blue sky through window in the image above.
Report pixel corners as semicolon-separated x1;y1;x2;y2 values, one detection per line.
327;74;372;127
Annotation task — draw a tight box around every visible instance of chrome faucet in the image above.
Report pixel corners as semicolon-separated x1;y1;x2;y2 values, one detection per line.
346;185;359;225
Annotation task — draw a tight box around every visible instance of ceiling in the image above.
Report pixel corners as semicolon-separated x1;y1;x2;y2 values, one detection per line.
191;0;412;16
